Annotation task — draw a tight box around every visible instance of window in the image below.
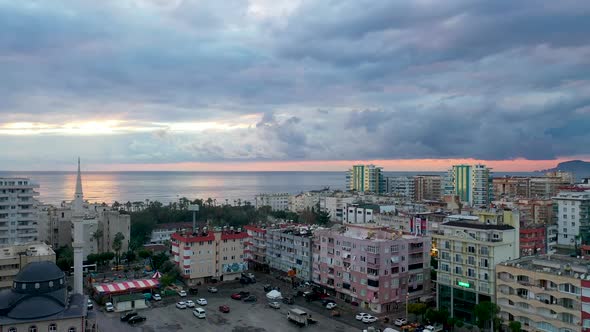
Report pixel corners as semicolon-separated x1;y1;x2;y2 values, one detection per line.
455;266;462;275
8;328;16;332
49;324;57;332
68;328;76;332
29;327;37;332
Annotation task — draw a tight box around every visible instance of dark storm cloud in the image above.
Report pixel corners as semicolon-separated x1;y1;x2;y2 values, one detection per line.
0;0;589;166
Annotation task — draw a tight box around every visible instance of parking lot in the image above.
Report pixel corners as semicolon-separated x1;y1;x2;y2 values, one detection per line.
95;275;381;332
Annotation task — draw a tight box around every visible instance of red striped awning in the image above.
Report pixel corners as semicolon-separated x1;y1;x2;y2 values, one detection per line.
93;278;159;294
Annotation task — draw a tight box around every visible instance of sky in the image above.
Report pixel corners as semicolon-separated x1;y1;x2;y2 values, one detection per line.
1;0;590;171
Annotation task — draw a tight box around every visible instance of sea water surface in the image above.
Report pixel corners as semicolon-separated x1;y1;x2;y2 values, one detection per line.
0;171;537;205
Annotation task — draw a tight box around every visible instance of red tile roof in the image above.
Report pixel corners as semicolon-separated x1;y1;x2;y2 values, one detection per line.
221;232;249;240
171;232;215;243
244;225;266;233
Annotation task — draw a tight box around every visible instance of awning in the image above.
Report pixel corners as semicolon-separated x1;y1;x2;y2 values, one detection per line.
94;278;159;294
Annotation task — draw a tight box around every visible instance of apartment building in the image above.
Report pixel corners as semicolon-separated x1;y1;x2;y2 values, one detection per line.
288;189;330;212
445;165;493;206
554;191;590;249
171;227;249;286
0;243;55;288
255;193;290;211
150;222;193;244
384;177;415;200
347;164;385;193
320;194;357;222
244;225;268;271
493;176;531;199
414;175;442;201
434;218;518;323
267;226;314;281
497;255;586;332
0;178;40;246
530;174;574;198
343;204;377;224
313;225;431;313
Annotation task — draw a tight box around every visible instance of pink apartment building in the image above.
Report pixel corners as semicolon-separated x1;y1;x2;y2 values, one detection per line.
312;224;431;313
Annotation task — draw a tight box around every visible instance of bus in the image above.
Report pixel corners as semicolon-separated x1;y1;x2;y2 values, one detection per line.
70;263;97;275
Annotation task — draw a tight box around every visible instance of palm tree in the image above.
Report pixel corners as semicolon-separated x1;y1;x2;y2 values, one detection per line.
92;229;104;253
206;198;213;207
112;232;125;266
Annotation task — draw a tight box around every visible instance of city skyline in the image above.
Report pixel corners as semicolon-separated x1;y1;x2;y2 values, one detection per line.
1;1;590;170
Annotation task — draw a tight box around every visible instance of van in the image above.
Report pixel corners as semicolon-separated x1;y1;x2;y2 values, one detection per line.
193;308;206;319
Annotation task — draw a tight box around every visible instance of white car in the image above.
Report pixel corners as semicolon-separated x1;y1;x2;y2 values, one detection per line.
178;290;187;297
193;307;206;319
186;300;195;308
105;302;114;312
196;298;208;306
356;313;370;321
153;294;162;301
362;315;377;323
87;299;93;310
326;302;337;310
268;301;280;309
394;318;407;326
176;301;187;309
207;286;218;293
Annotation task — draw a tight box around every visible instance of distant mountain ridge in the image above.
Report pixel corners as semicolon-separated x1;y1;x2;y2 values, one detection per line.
538;160;590;179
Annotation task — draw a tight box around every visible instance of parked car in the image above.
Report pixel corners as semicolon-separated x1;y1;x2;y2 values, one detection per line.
185;300;195;308
192;307;206;319
356;313;370;321
326;302;337;310
231;293;242;300
176;301;187;309
196;298;208;306
189;287;199;295
362;315;378;323
105;302;114;312
238;291;250;297
207;286;218;293
178;290;187;297
153;293;162;301
394;318;407;326
321;299;336;306
282;297;294;304
268;301;280;309
87;299;93;310
219;304;230;313
120;312;138;322
263;284;273;292
127;315;146;325
243;295;257;302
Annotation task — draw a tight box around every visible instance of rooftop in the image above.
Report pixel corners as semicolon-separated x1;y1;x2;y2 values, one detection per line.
501;255;590;279
0;243;55;259
153;222;193;230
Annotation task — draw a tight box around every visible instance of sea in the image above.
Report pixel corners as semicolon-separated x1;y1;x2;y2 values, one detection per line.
0;171;540;206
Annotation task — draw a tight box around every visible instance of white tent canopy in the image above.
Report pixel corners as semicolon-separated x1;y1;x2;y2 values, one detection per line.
266;290;282;300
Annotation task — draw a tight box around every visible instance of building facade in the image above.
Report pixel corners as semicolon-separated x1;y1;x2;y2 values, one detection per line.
414;175;442;201
313;225;431;313
255;193;290;211
434;219;518;323
171;227;249;286
243;225;268;271
343;204;377;224
267;226;314;281
384;177;415;200
496;255;585;332
347;165;384;193
0;243;55;289
554;191;590;249
0;178;40;246
150;222;193;244
288;190;330;212
493;176;531;199
445;165;493;206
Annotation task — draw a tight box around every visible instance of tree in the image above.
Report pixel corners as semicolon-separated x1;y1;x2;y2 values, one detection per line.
138;249;152;259
509;321;521;332
99;252;115;266
112;232;125;266
474;301;500;330
92;229;103;253
425;308;448;325
315;209;331;225
408;303;428;321
86;253;99;265
56;245;73;272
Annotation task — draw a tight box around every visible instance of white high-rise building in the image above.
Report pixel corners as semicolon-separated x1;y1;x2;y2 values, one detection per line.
0;178;40;246
255;193;290;211
553;191;590;248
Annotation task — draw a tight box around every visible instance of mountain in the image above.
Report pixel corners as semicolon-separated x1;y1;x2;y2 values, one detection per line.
539;160;590;179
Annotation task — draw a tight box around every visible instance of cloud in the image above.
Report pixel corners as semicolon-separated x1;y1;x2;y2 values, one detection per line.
0;0;590;168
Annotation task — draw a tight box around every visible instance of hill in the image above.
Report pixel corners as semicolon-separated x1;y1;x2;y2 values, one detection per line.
539;160;590;179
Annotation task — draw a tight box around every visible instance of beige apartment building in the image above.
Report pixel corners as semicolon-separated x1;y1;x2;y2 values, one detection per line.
497;255;586;332
0;242;55;288
171;227;249;286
